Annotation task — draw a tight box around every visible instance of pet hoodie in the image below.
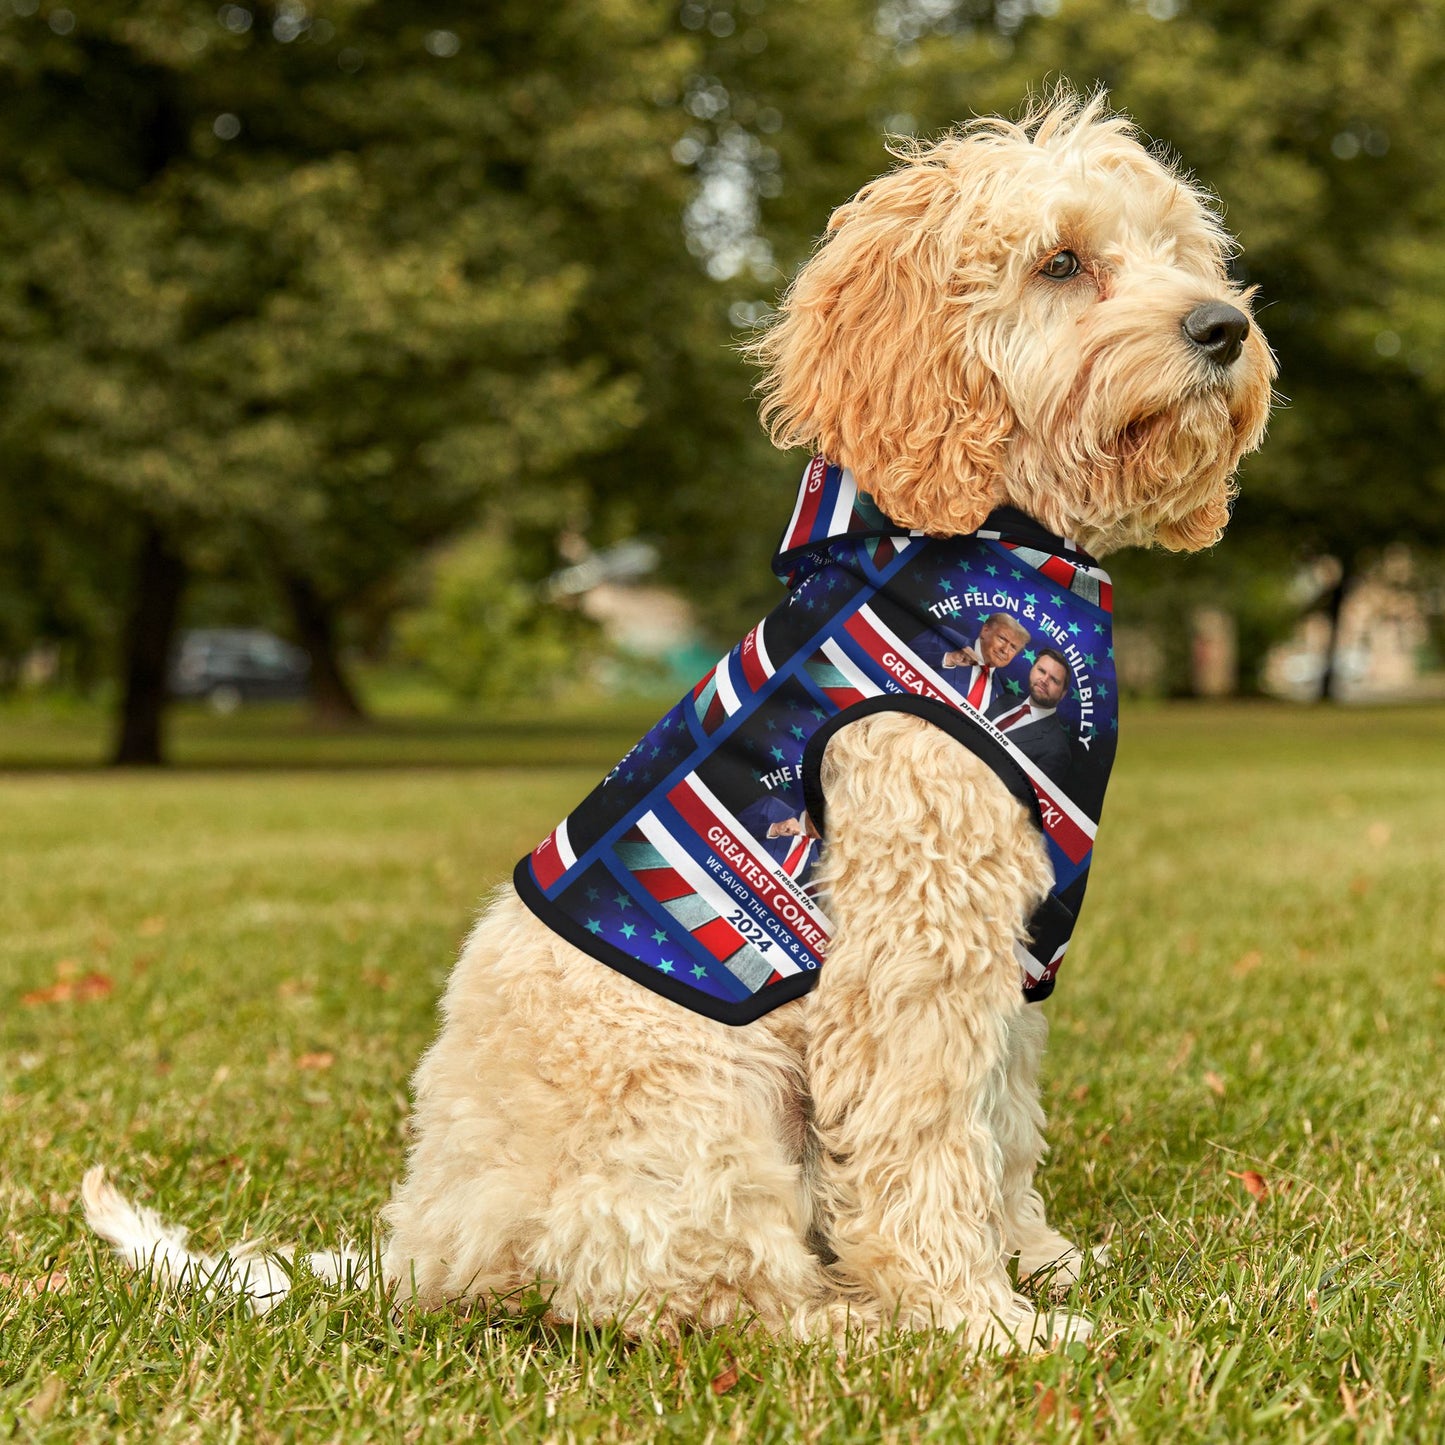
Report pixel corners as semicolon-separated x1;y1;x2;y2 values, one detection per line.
515;457;1119;1026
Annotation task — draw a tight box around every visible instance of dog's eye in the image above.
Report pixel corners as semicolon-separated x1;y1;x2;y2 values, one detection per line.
1040;250;1081;280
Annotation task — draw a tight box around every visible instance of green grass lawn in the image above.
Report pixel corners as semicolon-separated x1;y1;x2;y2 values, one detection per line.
0;685;668;771
3;702;1444;1442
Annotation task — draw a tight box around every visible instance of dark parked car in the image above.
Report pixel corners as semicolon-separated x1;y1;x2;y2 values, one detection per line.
170;629;310;712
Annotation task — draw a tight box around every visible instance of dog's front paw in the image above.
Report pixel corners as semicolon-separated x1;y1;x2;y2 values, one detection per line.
1031;1307;1093;1348
1018;1240;1110;1293
974;1295;1093;1353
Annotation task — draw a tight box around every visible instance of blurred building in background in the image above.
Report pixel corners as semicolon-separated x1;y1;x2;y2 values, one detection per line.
547;540;713;693
1262;549;1441;702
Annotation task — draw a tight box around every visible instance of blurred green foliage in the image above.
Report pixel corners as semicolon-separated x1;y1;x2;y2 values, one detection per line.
394;531;600;706
2;1;1444;747
0;2;682;648
0;0;883;747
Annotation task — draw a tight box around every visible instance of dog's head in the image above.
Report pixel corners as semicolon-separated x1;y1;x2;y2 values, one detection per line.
751;91;1275;555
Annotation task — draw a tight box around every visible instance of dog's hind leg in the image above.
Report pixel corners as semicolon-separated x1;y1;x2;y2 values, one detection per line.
518;1075;831;1339
803;713;1091;1350
383;891;832;1337
512;988;835;1339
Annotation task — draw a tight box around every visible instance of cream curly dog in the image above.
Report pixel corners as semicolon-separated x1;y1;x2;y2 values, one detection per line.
85;93;1273;1350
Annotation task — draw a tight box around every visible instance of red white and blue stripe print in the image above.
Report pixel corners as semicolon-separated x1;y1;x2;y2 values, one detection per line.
529;819;577;891
980;539;1114;612
777;458;914;571
665;771;831;956
693;619;777;735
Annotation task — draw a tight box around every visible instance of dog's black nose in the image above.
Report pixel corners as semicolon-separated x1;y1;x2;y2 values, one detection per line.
1182;302;1250;367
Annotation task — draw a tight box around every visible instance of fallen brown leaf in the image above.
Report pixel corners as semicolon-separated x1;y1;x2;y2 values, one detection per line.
1228;1169;1268;1201
0;1268;70;1299
711;1357;740;1396
1070;1083;1090;1103
1204;1070;1227;1098
1232;950;1263;977
1433;974;1445;990
361;969;394;992
1034;1386;1058;1425
1339;1379;1358;1420
138;916;167;937
1167;1033;1196;1073
295;1051;334;1071
1348;875;1372;898
21;972;113;1007
21;983;69;1006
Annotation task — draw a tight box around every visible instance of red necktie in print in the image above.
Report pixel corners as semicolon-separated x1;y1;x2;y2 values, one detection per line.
966;666;990;710
782;835;813;877
994;702;1031;731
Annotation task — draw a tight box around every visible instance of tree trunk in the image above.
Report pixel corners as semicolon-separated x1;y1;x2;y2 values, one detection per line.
112;524;187;766
281;571;366;725
1317;556;1355;703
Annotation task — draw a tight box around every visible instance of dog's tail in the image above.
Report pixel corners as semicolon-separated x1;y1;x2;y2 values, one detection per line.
81;1166;368;1315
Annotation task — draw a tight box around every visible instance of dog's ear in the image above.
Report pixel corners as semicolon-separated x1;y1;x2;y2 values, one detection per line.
749;150;1013;535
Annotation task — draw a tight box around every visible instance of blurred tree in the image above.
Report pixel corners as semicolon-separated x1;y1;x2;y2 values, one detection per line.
19;0;1441;741
0;1;691;758
0;450;129;694
0;0;903;754
395;530;599;706
572;0;888;635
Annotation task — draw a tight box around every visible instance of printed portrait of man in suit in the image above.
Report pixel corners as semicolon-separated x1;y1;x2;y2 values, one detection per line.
736;793;821;888
911;611;1030;712
988;647;1074;785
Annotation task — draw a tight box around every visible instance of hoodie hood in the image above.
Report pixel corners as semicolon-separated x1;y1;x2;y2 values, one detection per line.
773;455;1098;590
